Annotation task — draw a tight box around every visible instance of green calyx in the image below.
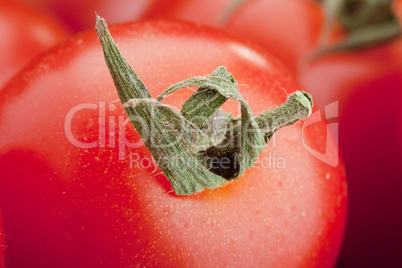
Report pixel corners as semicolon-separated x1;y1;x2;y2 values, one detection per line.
338;0;398;32
95;16;313;195
316;0;401;56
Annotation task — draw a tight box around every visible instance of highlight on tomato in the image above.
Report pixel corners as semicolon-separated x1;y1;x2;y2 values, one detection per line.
0;17;346;267
0;0;70;89
141;0;326;74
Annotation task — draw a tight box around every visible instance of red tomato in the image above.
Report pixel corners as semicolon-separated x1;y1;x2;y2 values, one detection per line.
142;0;325;74
0;212;4;268
0;0;70;89
0;19;346;267
298;2;402;267
15;0;160;32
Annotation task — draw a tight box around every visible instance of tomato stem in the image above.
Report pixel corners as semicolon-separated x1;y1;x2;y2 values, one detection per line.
316;0;401;54
217;0;251;26
95;16;313;195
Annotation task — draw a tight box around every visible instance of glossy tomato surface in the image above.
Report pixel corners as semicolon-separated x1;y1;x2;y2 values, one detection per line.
298;3;402;266
15;0;160;32
0;212;4;268
0;19;346;267
0;0;70;89
143;0;324;74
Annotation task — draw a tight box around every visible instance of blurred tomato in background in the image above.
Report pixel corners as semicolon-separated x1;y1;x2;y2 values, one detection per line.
0;0;70;88
298;1;402;267
13;0;160;32
300;45;402;268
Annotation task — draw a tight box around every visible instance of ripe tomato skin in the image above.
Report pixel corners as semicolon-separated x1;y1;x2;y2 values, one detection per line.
0;0;70;89
0;212;4;268
142;0;324;74
298;9;402;268
15;0;160;32
0;19;346;267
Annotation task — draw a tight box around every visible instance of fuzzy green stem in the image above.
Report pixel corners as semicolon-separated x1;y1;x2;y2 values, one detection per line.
95;16;313;195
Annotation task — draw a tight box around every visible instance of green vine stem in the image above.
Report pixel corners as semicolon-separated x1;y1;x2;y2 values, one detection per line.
315;0;401;56
220;0;401;56
217;0;250;26
95;16;313;195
